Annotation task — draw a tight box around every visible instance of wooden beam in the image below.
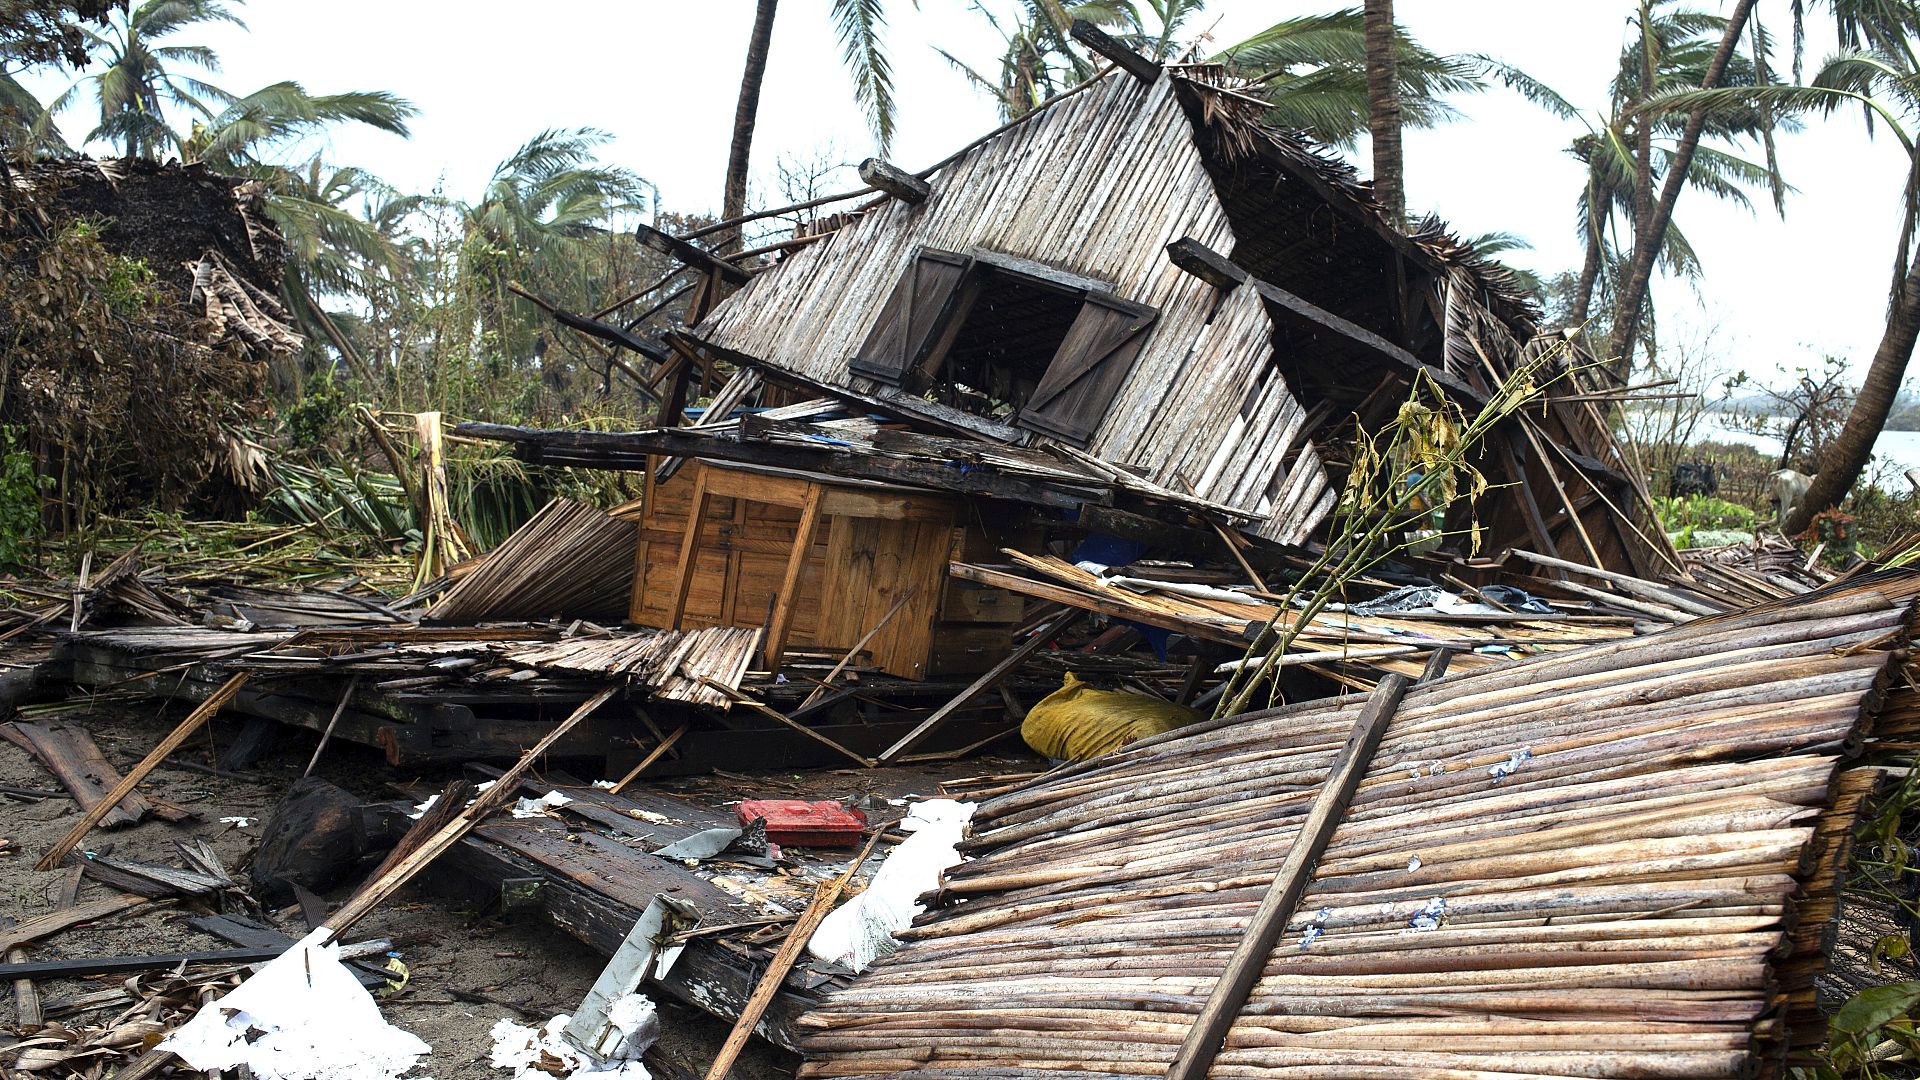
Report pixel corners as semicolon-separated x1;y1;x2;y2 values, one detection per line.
763;483;825;668
1070;18;1161;84
36;673;249;871
1252;277;1484;406
322;686;621;938
876;610;1079;763
636;224;751;285
857;158;931;205
1166;237;1247;291
457;421;1109;510
702;831;884;1080
506;282;672;362
1163;673;1411;1080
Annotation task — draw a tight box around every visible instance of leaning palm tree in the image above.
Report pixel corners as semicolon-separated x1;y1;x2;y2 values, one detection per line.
1664;18;1920;529
461;128;654;368
718;0;898;249
40;0;241;159
1486;2;1790;361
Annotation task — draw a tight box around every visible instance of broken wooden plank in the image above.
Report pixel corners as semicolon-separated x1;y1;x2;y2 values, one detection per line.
37;672;249;870
877;610;1078;763
1163;674;1411;1080
0;721;184;828
0;894;148;953
857;158;930;204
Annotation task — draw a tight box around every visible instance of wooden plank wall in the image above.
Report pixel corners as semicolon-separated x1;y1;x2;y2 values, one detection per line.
629;466;1021;679
698;73;1334;546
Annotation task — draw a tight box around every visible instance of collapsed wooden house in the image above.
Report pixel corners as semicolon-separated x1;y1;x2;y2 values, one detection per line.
466;35;1677;695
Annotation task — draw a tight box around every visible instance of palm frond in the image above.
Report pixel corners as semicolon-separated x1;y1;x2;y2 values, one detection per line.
831;0;896;153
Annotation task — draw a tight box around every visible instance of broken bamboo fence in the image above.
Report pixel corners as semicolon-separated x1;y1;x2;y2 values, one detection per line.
795;579;1920;1079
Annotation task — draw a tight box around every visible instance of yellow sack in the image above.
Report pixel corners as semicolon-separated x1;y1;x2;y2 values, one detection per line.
1021;672;1201;762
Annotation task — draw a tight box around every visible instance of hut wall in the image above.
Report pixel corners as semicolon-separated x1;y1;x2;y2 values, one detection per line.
698;73;1334;545
628;463;1021;679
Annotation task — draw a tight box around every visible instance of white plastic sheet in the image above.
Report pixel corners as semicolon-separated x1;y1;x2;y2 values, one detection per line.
162;928;429;1080
808;799;975;972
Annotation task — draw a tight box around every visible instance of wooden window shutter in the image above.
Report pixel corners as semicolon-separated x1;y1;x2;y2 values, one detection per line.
850;248;973;385
1017;292;1158;447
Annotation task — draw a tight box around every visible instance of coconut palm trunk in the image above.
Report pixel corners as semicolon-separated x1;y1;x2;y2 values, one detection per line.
1363;0;1403;226
1782;263;1920;533
719;0;778;253
1609;0;1758;363
1569;173;1605;327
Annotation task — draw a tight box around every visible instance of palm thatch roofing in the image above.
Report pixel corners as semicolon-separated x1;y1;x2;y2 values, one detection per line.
795;570;1920;1079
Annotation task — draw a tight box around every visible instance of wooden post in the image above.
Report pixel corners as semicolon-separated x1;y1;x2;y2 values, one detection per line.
702;829;885;1080
635;224;751;285
857;159;931;205
667;467;714;630
876;610;1077;763
1165;238;1247;291
610;725;689;794
1070;18;1161;84
763;484;825;668
322;686;620;938
36;673;250;871
1163;673;1411;1080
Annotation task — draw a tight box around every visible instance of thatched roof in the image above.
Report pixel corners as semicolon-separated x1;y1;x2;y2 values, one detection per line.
796;573;1920;1077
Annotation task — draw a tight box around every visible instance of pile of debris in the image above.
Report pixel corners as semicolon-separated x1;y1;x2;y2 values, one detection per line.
0;33;1897;1080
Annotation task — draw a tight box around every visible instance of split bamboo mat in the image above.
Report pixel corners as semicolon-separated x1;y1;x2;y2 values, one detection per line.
428;498;636;622
796;575;1920;1079
497;626;762;708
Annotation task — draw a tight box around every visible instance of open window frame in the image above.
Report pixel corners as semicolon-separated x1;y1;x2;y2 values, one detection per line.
849;247;1159;447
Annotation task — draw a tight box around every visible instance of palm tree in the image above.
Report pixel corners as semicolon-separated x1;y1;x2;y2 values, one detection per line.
1487;3;1790;359
460;128;655;370
1609;0;1762;362
938;1;1204;122
1216;9;1484;152
40;0;242;159
717;0;895;250
1665;10;1920;529
1363;0;1403;225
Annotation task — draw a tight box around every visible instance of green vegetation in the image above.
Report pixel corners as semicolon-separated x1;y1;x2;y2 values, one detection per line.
0;426;47;566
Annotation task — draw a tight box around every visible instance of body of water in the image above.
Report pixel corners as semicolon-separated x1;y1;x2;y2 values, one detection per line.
1689;413;1920;489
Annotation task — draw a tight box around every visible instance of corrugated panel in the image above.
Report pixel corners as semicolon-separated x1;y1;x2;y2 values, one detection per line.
699;73;1333;542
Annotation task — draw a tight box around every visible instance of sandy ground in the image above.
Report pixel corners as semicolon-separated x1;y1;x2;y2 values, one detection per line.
0;703;798;1080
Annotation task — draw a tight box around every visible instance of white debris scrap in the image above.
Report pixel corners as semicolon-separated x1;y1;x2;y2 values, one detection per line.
219;816;254;828
808;798;975;973
162;928;429;1080
511;790;574;818
490;1009;653;1080
1488;747;1533;782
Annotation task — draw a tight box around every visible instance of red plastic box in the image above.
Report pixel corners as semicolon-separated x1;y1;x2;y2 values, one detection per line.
736;800;868;848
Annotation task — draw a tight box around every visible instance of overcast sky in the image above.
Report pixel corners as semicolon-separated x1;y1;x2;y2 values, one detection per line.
18;1;1913;388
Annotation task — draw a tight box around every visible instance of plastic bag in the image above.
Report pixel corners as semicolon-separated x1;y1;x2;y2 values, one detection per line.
1021;673;1201;761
